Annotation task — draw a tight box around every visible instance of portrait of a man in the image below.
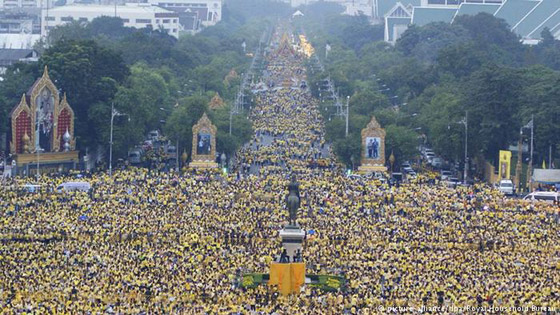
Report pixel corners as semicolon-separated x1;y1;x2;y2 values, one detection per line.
35;88;55;151
366;137;380;159
197;132;211;155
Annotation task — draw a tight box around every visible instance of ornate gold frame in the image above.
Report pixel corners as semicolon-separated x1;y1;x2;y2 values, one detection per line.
55;93;76;151
28;66;61;152
361;116;386;167
10;94;31;154
191;112;217;163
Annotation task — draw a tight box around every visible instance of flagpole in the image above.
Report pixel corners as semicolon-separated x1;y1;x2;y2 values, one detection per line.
515;128;523;194
526;114;534;191
549;144;552;169
463;111;468;185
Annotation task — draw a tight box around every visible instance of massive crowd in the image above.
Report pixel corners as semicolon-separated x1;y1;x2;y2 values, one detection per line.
1;29;559;314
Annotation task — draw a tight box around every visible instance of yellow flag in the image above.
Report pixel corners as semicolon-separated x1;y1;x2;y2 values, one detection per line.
542;159;546;169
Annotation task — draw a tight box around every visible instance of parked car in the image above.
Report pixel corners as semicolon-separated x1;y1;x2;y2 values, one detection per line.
441;170;453;181
523;191;559;204
445;177;461;188
148;130;160;140
431;157;443;168
166;145;177;159
425;152;435;161
498;179;515;196
22;183;41;193
128;150;142;164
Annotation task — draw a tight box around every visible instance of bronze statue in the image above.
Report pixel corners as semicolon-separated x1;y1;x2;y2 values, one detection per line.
286;175;300;226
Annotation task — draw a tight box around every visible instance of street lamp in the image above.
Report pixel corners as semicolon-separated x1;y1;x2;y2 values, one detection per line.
109;102;129;177
345;95;349;137
36;147;44;179
460;111;468;184
159;107;179;170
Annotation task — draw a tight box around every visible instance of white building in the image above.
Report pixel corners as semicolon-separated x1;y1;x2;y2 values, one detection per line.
1;0;52;9
41;3;180;38
148;0;221;26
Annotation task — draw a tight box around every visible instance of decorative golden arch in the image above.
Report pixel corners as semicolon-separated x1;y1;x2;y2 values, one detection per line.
209;93;225;110
191;112;217;163
10;94;32;154
360;116;387;168
29;66;61;149
56;93;76;151
10;65;76;154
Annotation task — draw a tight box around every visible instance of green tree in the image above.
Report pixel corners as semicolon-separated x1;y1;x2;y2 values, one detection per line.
0;63;39;135
39;39;128;149
164;96;209;160
462;66;523;161
385;124;418;163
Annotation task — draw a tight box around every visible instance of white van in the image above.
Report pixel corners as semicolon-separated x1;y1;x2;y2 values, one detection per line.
498;179;515;196
523;191;559;203
57;181;91;192
22;184;42;193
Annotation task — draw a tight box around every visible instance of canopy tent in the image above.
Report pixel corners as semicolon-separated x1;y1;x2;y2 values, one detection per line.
532;169;560;184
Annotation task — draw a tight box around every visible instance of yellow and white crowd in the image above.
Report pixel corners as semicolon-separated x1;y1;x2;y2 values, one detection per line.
0;29;559;314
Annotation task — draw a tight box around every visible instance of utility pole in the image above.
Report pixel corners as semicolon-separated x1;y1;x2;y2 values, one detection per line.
549;144;553;169
36;147;42;179
526;114;534;190
109;102;115;177
345;95;349;137
229;107;234;135
515;128;523;194
109;103;128;176
463;111;468;185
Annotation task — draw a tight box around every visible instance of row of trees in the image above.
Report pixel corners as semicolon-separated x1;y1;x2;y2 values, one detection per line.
1;0;291;162
298;8;560;171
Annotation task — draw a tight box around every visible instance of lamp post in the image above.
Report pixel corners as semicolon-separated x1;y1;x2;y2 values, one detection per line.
462;111;468;185
515;128;523;194
36;147;44;179
345;95;349;137
525;115;534;191
109;102;128;177
159;107;179;170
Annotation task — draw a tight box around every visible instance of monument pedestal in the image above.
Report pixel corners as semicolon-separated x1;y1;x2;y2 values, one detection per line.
189;160;218;169
358;164;387;174
279;225;305;259
14;151;80;175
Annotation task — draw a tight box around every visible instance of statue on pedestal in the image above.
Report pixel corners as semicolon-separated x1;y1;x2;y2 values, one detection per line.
286;175;300;226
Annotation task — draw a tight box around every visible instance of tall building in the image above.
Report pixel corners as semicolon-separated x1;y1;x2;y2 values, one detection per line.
384;0;559;44
1;0;52;9
148;0;221;26
41;3;181;38
0;11;42;49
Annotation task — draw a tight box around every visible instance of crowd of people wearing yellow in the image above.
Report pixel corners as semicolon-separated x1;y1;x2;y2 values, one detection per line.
1;30;559;313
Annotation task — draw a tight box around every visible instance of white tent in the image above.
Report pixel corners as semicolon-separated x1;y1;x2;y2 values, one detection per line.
532;169;560;184
292;10;304;17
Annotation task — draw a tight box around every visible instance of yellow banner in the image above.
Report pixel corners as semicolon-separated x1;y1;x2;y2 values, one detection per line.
498;150;512;179
269;262;306;295
291;263;306;293
268;263;282;286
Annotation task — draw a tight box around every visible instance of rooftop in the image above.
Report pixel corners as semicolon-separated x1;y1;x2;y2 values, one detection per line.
44;3;177;14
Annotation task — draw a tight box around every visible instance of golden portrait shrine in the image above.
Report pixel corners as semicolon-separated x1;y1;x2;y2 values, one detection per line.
9;66;79;175
189;113;218;169
358;116;387;173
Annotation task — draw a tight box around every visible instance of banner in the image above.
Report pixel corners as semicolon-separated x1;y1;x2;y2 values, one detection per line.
291;262;306;293
269;262;292;295
498;150;512;179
